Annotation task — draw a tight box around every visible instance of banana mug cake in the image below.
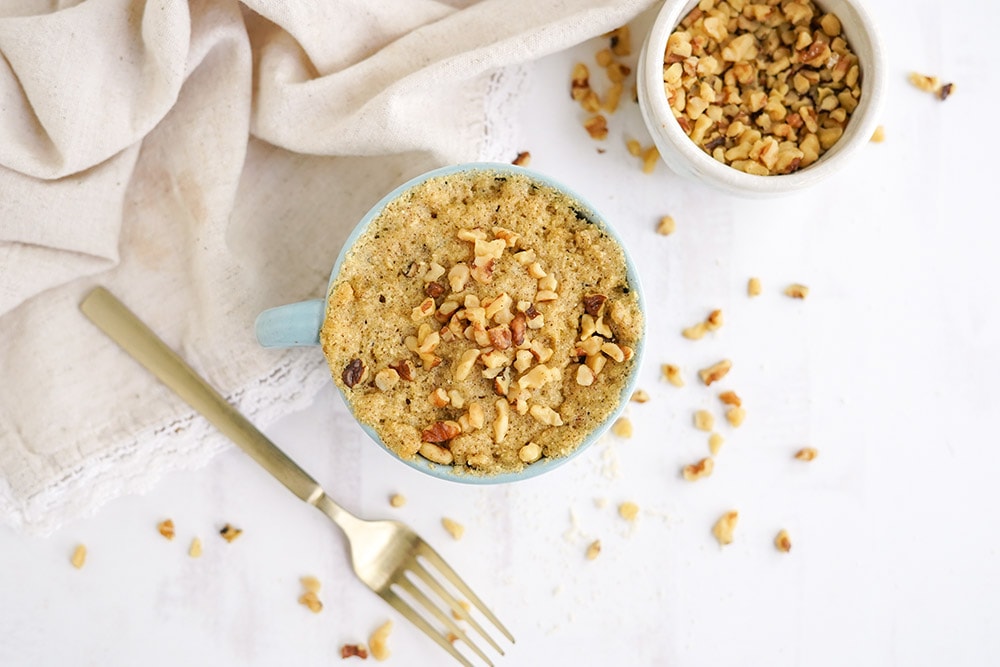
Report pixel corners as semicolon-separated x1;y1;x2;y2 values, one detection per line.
320;169;643;476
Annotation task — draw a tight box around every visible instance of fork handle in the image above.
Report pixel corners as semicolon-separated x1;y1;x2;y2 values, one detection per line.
80;286;326;506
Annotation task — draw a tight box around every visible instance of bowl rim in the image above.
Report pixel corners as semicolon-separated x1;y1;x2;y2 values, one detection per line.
324;162;647;485
638;0;887;195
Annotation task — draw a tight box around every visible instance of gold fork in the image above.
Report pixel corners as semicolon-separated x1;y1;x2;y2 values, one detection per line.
80;287;514;666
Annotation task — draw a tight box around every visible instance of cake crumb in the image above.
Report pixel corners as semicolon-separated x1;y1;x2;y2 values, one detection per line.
389;493;407;508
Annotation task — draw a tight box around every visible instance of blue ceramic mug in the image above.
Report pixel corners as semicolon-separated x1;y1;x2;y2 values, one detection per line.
255;163;645;483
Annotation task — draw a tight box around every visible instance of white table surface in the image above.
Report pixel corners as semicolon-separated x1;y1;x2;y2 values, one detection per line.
3;3;999;665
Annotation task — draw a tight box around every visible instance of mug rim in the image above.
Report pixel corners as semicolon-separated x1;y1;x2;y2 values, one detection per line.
323;162;647;484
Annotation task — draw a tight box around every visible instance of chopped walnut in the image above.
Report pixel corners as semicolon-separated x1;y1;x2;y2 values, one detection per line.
908;72;939;93
188;537;203;558
341;644;369;660
693;410;714;432
747;277;762;297
298;577;323;613
641;146;659;173
794;447;818;461
518;442;543;463
725;406;746;427
586;539;602;560
708;432;724;456
369;620;393;661
775;529;792;553
705;309;723;331
699;359;732;386
71;544;87;569
219;523;242;543
158;519;175;540
342;359;366;388
712;510;739;546
611;417;633;438
389;493;406;508
662;363;684;387
618;501;640;521
631;389;650;403
442;517;465;540
421;420;461;443
626;138;643;156
718;391;741;407
656;216;676;236
584;115;609;140
938;83;955;101
419;442;453;465
374;368;400;392
784;283;810;299
682;457;714;481
512;151;531;166
870;125;885;143
682;322;707;340
664;0;861;173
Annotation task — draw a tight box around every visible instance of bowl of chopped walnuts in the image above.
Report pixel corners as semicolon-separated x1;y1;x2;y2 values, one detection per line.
256;163;645;484
637;0;885;196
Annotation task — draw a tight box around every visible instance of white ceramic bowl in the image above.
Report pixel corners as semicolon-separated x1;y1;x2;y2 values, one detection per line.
637;0;886;197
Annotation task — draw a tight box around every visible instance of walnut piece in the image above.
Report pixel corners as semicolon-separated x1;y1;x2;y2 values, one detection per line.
775;529;792;553
71;544;87;569
682;457;714;481
369;620;393;661
586;539;602;560
442;517;465;540
784;283;810;299
662;363;684;387
795;447;818;461
748;277;762;297
188;537;203;558
699;359;732;386
870;125;885;143
708;432;724;456
611;417;633;438
421;420;461;443
342;358;365;388
219;523;242;543
158;519;175;540
712;510;739;546
656;215;676;236
693;410;715;432
631;389;650;403
512;151;531;166
618;501;640;521
341;644;369;660
389;493;406;508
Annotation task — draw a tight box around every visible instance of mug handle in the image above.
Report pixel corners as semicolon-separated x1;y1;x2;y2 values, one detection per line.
255;300;325;348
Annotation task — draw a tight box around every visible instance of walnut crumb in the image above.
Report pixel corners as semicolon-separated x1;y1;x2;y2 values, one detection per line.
662;364;684;387
725;406;746;427
618;501;640;521
641;146;659;173
631;389;650;403
70;544;87;569
699;359;732;386
693;410;715;431
747;277;762;297
775;529;792;553
708;432;724;456
298;591;323;614
612;417;633;438
442;517;465;540
656;215;676;236
712;510;739;546
451;599;472;621
795;447;818;461
584;114;609;140
219;523;243;543
682;457;714;481
784;283;810;299
512;151;531;166
188;537;203;558
870;125;885;143
586;539;602;560
341;644;369;660
301;576;321;594
158;519;175;540
718;391;741;407
369;620;393;661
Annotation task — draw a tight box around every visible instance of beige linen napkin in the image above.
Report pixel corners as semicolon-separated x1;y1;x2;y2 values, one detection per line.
0;0;655;533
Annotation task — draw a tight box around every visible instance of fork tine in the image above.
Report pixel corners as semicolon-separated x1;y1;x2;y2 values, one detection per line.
408;558;505;656
380;588;474;667
417;541;516;643
395;575;494;667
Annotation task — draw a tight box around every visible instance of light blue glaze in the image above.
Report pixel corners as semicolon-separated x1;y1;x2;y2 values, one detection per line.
254;162;646;485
